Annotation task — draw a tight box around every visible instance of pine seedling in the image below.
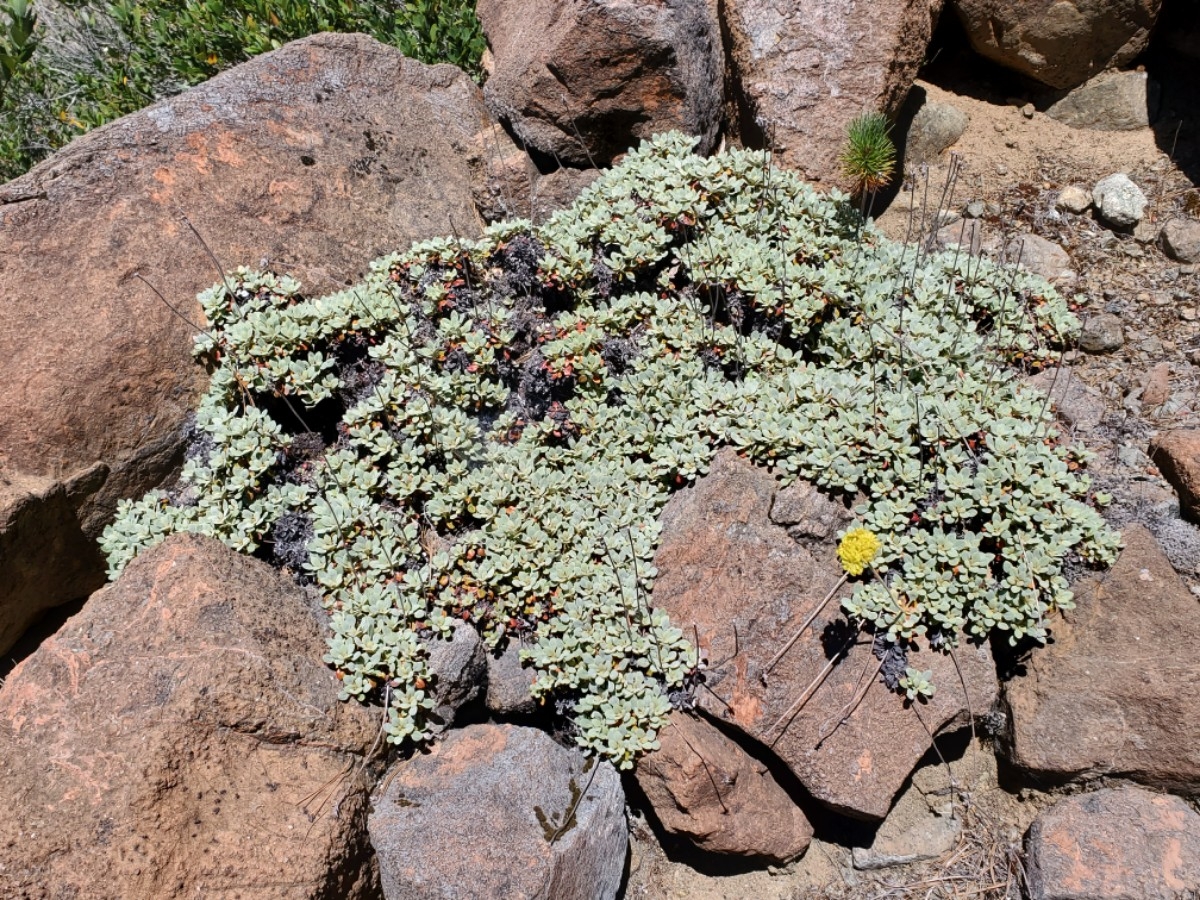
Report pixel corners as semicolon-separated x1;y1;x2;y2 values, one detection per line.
840;111;897;197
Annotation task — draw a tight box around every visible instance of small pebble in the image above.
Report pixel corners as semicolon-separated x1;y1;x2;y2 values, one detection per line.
1021;103;1035;119
965;200;986;219
1079;313;1124;353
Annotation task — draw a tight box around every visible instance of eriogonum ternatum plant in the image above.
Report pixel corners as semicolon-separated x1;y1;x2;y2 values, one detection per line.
102;133;1119;767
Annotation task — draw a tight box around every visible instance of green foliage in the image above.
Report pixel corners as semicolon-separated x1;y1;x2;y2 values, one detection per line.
100;133;1119;768
0;0;37;106
0;0;484;182
899;667;935;702
840;111;896;196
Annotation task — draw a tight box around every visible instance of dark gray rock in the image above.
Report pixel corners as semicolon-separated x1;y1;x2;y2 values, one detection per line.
770;479;855;541
1161;219;1200;264
1046;70;1161;131
1079;313;1124;353
370;724;626;900
425;622;487;732
485;642;538;715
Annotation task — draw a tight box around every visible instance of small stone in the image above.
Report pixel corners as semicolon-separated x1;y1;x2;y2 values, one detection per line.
1118;443;1148;467
964;199;986;218
771;479;855;540
1025;786;1200;900
996;164;1009;176
985;202;1002;216
1078;313;1124;353
1005;233;1076;285
1160;219;1200;263
905;101;970;165
1021;102;1035;118
485;642;538;715
1133;219;1160;243
1139;382;1164;415
1093;173;1148;228
851;763;961;870
1055;184;1092;214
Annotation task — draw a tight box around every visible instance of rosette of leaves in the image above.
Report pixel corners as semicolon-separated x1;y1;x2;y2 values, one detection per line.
102;132;1118;768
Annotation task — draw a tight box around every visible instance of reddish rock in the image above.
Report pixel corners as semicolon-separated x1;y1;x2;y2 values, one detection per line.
467;121;602;224
721;0;942;184
0;467;107;652
1149;430;1200;520
369;724;626;900
0;534;381;898
1140;363;1172;409
951;0;1161;90
634;712;813;862
1003;525;1200;791
0;33;506;654
1025;786;1200;900
477;0;723;167
652;450;999;821
1004;233;1077;286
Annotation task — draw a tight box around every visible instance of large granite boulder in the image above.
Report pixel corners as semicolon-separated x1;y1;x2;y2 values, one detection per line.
652;450;999;821
1003;525;1200;791
0;534;382;898
477;0;723;167
0;33;508;655
950;0;1162;90
721;0;943;184
369;724;627;900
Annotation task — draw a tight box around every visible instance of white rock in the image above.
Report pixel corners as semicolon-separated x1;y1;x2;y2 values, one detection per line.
1092;173;1147;228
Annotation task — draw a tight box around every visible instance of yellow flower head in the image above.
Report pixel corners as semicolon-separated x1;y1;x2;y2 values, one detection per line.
838;527;880;577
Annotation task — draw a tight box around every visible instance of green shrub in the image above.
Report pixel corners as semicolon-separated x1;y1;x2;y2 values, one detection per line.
0;0;484;182
100;133;1119;767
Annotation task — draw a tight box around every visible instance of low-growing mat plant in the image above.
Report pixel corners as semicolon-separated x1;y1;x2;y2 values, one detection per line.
101;132;1119;769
